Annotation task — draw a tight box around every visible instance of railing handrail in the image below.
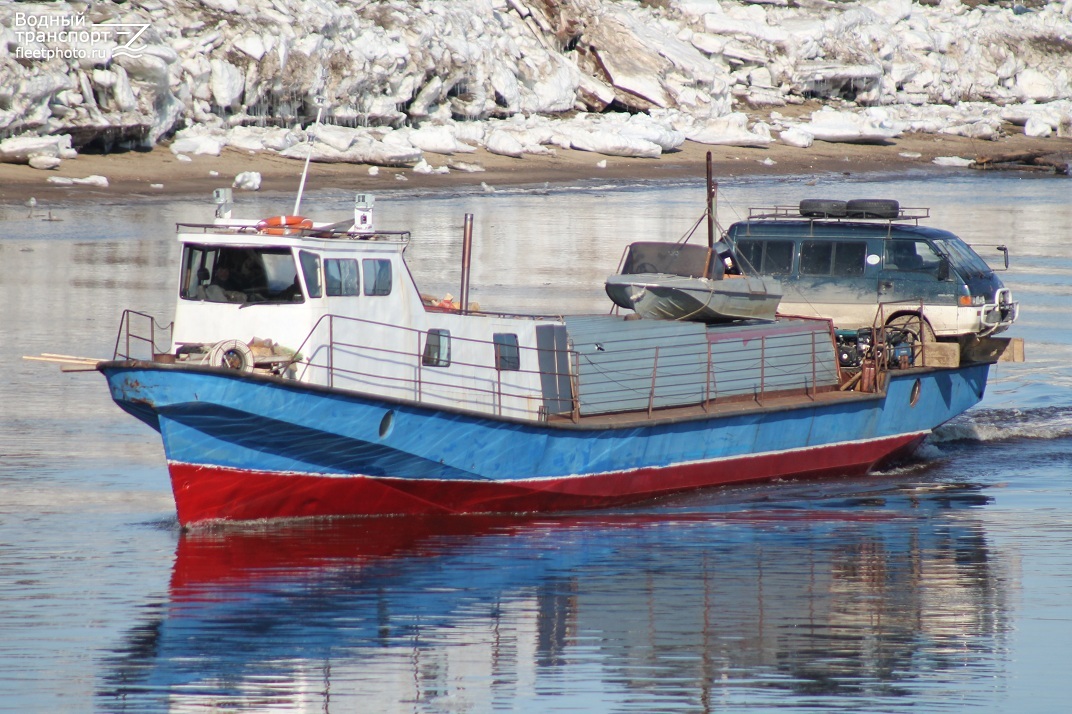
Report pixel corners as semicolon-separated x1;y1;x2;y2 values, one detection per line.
111;308;850;420
174;222;412;242
113;310;174;360
288;311;839;416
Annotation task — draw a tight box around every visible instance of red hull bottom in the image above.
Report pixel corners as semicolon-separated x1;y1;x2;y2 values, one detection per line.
167;433;927;526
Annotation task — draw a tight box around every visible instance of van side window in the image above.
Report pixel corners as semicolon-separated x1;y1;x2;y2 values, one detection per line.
833;242;866;276
885;241;941;273
325;258;360;296
422;329;451;367
737;239;793;273
801;241;866;277
363;259;392;296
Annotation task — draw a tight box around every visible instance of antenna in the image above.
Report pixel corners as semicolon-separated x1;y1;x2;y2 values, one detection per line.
293;96;327;216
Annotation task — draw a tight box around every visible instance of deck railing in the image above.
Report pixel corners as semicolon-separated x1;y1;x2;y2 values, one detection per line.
570;319;842;416
109;309;866;422
284;314;845;422
289;313;574;420
112;310;174;361
174;222;413;243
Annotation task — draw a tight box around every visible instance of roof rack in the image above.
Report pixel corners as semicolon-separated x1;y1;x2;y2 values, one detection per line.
175;222;412;242
746;200;930;225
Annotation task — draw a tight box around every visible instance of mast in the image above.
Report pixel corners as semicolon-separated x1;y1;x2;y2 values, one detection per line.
460;214;474;314
706;151;716;249
293;97;326;216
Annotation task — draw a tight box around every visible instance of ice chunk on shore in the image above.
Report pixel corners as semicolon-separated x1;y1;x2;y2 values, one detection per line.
568;128;662;158
233;171;262;190
933;156;974;167
29;156;62;170
687;113;771;147
279;137;422;167
47;175;109;187
485;130;526;158
794;109;901;144
779;127;814;148
408;126;476;155
0;135;75;164
170;127;225;156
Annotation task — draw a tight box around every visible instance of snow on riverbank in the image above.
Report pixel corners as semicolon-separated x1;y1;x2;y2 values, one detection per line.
2;0;1071;171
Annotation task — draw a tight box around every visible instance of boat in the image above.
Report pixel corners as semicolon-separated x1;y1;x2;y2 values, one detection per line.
604;158;782;323
604;240;783;322
82;178;1025;529
59;135;1026;529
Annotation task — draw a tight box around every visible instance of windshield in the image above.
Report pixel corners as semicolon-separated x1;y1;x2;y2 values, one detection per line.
180;245;303;304
933;238;993;279
622;242;714;278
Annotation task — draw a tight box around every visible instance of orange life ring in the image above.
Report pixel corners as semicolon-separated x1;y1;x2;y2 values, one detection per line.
256;215;313;235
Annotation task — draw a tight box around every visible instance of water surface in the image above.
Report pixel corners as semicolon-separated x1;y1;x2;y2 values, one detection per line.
1;171;1070;713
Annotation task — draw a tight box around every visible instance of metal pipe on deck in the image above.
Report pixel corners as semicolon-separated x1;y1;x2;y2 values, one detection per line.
460;213;474;314
706;151;716;249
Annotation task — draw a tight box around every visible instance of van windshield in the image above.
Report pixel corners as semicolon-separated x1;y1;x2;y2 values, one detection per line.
934;239;992;278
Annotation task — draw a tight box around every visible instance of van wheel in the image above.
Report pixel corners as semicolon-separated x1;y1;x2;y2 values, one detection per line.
886;313;935;344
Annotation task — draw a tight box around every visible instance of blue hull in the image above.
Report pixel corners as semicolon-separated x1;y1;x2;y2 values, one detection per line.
100;360;989;524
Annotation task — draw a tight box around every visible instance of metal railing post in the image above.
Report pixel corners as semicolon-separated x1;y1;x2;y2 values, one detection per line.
416;331;423;401
760;337;766;400
570;351;581;423
328;316;335;388
703;341;712;411
810;330;816;399
648;346;660;417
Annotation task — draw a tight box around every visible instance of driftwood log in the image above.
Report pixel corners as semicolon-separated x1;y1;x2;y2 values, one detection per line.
972;151;1072;175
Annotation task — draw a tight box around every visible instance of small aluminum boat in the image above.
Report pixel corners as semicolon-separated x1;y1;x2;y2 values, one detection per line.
605;241;782;322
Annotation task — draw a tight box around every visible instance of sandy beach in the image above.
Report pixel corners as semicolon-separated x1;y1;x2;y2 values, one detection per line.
2;122;1069;206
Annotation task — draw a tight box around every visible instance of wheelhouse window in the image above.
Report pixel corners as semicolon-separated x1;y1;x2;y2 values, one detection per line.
299;250;322;298
800;241;867;277
736;239;793;274
363;259;392;296
493;333;520;371
180;244;303;303
325;258;360;296
422;329;451;367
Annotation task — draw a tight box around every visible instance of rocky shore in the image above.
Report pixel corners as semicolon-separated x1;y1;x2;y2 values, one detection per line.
2;119;1068;206
2;0;1072;205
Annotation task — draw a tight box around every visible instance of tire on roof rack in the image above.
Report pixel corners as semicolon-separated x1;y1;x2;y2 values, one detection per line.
846;199;900;219
799;199;847;217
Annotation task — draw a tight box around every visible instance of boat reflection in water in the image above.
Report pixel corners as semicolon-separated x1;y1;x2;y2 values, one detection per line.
102;483;1010;712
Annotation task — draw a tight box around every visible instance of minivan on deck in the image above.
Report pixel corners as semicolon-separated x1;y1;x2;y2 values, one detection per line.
727;199;1019;341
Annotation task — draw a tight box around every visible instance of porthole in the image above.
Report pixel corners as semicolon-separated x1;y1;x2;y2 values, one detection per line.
909;378;922;407
378;410;395;439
